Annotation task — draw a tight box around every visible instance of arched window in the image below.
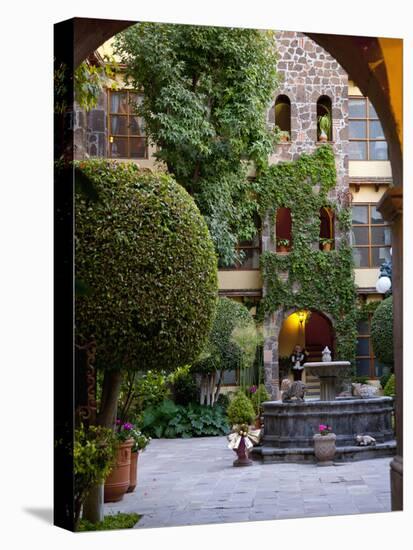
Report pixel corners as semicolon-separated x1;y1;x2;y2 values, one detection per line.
274;95;291;139
319;207;334;251
276;207;292;252
317;95;332;142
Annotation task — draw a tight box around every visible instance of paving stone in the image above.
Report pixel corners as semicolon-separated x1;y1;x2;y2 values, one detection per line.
104;436;392;529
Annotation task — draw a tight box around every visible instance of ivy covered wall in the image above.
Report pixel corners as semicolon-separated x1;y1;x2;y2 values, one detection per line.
255;145;358;397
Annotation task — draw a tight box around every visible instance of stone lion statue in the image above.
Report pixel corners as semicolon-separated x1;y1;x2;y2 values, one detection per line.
352;383;379;399
355;434;377;446
281;379;306;402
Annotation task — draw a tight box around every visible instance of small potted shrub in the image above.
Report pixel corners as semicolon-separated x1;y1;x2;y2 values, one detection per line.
276;238;290;253
127;426;151;493
320;237;333;252
313;423;336;466
249;384;270;428
104;421;134;503
318;114;331;142
227;392;256;466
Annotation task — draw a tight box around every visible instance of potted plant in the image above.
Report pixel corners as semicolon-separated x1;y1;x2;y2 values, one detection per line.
313;423;336;466
320;237;333;251
318;114;331;142
276;237;290;253
249;384;270;429
279;130;290;143
104;421;134;503
227;392;256;466
127;426;151;493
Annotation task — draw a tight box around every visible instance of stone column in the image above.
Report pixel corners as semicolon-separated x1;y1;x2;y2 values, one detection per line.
377;188;403;511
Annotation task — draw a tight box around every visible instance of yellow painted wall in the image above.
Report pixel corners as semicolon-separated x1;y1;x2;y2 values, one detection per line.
354;269;379;289
349;161;392;178
350;185;387;203
278;313;305;357
218;270;262;290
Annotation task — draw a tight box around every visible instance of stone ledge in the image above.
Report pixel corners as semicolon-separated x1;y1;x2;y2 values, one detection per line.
251;441;396;463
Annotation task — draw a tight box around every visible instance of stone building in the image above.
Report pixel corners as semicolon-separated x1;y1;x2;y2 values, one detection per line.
74;30;392;399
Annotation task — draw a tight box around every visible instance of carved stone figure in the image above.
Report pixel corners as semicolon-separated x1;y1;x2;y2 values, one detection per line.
355;434;377;446
281;379;306;402
322;346;332;362
352;383;379;399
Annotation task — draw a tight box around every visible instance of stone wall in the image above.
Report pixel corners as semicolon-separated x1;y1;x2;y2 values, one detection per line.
262;31;350;399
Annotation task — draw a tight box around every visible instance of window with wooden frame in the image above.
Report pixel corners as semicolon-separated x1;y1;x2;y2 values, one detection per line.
108;90;147;159
351;204;391;268
349;97;388;160
356;315;386;379
223;216;261;270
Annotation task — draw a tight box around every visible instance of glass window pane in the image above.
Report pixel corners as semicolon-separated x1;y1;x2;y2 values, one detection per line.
371;247;391;267
130;137;147;158
352;247;369;268
374;359;387;378
349;120;367;139
369;141;388;160
110;137;128;158
110;92;128;114
357;338;370;356
357;320;370;335
352;205;368;224
371;226;391;246
129;116;145;135
368;101;378;119
110;115;128;135
356;358;371;377
223;369;237;385
238;248;260;269
369;120;385;139
128;93;143;113
349;98;367;118
370;206;383;224
352;226;369;245
349;141;367;160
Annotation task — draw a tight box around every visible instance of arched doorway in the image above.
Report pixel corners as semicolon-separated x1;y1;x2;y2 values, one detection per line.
278;309;334;396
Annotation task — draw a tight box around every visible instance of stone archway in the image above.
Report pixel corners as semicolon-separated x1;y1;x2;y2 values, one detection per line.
55;17;403;512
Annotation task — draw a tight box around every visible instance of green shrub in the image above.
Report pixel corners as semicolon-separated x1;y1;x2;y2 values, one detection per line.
141;400;229;438
75;159;218;373
352;375;369;385
78;513;141;531
250;384;270;415
227;392;255;426
371;296;393;366
380;370;393;391
384;374;396;397
74;425;117;527
168;365;198;406
216;393;230;412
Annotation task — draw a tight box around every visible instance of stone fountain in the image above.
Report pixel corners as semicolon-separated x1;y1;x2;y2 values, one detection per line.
251;347;395;463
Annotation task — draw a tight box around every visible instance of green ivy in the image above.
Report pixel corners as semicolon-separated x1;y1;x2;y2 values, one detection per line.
255;145;358;367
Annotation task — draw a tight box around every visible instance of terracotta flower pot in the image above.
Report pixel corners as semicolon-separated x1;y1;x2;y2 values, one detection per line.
127;450;139;493
278;245;289;253
104;438;133;503
313;433;336;466
233;436;252;467
322;242;332;252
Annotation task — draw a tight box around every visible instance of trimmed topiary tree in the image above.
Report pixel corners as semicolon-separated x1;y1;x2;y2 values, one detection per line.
383;373;395;397
75;159;218;427
371;296;393;367
193;297;257;406
227;392;255;426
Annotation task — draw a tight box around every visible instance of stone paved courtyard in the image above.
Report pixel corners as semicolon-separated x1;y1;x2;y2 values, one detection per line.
105;437;392;528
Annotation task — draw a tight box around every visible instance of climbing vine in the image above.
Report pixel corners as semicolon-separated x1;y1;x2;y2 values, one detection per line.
255;145;358;367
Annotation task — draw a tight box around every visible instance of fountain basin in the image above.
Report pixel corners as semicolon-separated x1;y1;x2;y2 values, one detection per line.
251;396;395;463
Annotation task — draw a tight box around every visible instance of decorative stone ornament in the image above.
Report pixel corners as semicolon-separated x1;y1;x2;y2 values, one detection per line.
322;346;332;362
313;432;336;465
355;434;377;446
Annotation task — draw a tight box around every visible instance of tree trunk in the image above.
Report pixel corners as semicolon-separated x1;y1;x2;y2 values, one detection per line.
83;369;123;523
209;372;216;406
214;369;224;403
